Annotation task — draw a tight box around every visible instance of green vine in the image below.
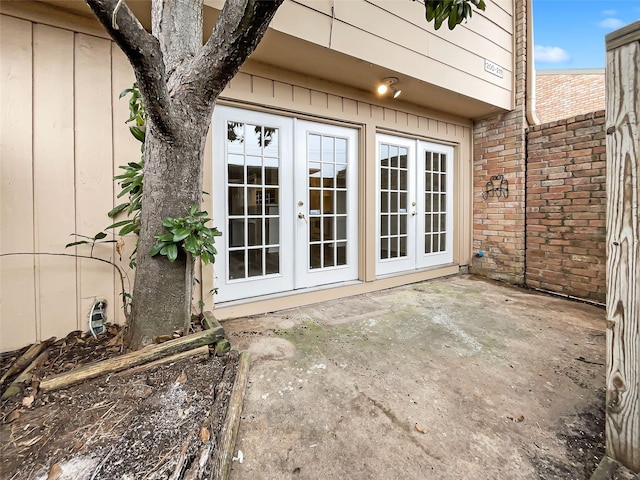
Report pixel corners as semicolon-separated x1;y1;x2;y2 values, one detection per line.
114;83;221;273
106;83;146;268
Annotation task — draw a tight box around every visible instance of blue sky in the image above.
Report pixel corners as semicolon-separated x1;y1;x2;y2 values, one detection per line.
533;0;640;70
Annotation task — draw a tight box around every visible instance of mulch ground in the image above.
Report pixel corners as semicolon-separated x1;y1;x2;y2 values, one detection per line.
0;324;237;480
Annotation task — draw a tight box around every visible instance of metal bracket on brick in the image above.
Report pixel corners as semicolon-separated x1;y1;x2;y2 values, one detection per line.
482;174;509;200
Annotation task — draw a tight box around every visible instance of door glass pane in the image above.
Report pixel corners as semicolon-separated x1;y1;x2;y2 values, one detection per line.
245;125;262;155
335;138;347;163
307;133;352;271
336;242;347;266
310;217;321;242
309;135;321;162
381;192;389;213
336;191;347;214
227;122;244;153
229;219;245;247
423;150;448;255
322;164;335;188
381;168;389;189
336;216;347;240
310;244;321;269
309;162;321;188
399;148;408;168
323;190;334;214
265;188;279;214
229;250;245;279
309;189;321;212
263;127;278;157
322;136;334;162
380;142;409;261
265;166;278;185
323;217;334;240
323;243;335;267
265;218;279;244
266;247;279;275
225;121;281;282
380;237;389;259
228;164;244;184
247;187;262;215
248;249;263;277
336;165;347;188
247;165;262;184
229;187;244;215
248;219;262;246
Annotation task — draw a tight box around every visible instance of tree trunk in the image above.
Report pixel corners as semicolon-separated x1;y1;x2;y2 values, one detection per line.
85;0;284;349
127;118;210;349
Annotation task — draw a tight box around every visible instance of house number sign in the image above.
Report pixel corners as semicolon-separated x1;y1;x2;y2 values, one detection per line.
484;59;504;78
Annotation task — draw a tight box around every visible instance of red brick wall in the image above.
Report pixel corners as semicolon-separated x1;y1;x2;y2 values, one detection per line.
525;110;606;303
536;71;605;124
471;0;527;284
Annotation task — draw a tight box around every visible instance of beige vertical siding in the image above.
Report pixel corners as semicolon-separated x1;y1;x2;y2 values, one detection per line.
1;15;37;349
0;13;138;351
1;8;474;351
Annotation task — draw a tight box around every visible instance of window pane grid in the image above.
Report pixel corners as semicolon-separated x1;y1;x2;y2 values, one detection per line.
226;121;281;280
380;143;409;260
308;133;349;269
424;151;447;254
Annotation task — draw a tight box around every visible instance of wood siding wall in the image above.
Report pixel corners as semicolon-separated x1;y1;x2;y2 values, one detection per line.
1;11;473;352
269;0;514;109
1;14;139;351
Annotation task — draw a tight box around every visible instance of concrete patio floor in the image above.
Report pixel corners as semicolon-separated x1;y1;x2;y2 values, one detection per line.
223;275;609;479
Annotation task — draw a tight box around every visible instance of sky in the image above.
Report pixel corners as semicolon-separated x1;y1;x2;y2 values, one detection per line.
533;0;640;70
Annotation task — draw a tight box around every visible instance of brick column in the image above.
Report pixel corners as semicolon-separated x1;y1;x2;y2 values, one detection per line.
470;0;528;284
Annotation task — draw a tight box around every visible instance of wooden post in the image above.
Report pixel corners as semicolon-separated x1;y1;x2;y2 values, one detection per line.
605;20;640;473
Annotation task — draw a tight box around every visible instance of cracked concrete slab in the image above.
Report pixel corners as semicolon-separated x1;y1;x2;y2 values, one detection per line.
223;275;608;479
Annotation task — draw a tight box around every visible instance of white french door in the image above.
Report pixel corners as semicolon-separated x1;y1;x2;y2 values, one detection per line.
376;134;454;276
294;121;358;288
213;106;358;302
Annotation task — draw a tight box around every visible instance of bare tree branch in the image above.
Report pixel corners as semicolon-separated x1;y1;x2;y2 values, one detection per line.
181;0;283;110
86;0;176;136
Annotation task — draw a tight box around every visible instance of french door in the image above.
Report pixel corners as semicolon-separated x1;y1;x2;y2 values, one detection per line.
376;133;454;276
213;106;358;302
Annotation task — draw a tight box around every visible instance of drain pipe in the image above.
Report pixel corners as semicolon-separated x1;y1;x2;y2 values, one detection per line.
526;0;540;126
524;0;539;286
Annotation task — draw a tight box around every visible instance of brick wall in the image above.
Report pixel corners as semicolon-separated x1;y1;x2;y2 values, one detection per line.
525;110;606;303
536;71;605;124
471;0;527;284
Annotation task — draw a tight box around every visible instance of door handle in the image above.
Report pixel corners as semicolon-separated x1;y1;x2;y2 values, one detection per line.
298;212;308;223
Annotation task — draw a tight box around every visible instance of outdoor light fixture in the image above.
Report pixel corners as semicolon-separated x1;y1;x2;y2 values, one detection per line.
376;77;401;98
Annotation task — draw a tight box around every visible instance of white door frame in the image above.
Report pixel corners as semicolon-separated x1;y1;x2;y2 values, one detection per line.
294;120;359;288
376;133;454;276
213;106;359;302
376;134;416;276
416;141;454;268
212;106;294;302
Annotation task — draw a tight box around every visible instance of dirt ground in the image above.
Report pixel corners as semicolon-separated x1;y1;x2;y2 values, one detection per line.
0;326;237;480
223;275;631;480
1;276;637;480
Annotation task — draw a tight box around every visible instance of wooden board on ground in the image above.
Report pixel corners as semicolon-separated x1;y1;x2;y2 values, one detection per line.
40;327;224;392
